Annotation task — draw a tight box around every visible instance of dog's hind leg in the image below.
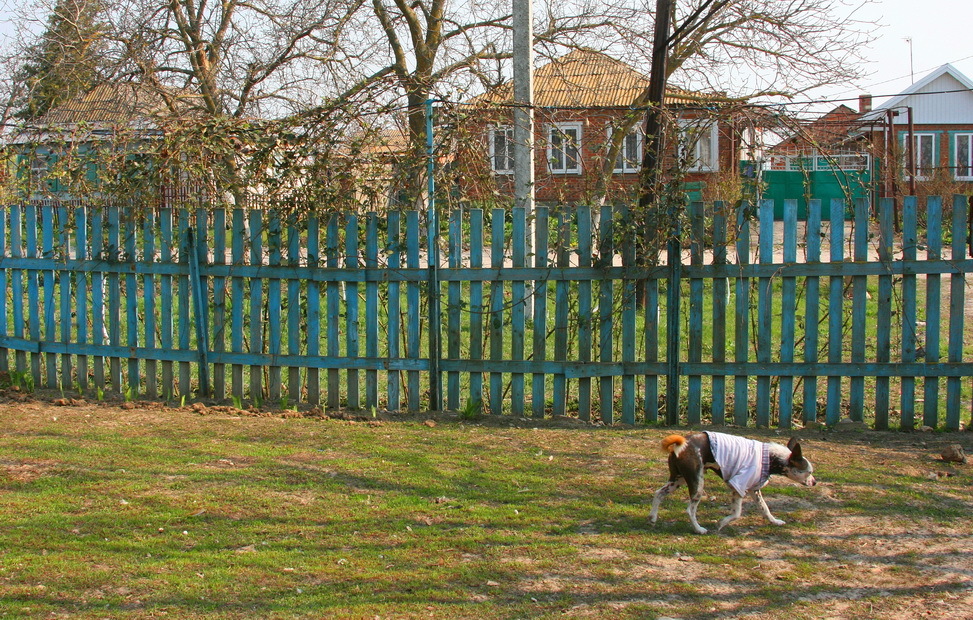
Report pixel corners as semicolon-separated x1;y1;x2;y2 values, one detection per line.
649;478;682;525
717;492;745;532
754;489;785;526
685;472;708;535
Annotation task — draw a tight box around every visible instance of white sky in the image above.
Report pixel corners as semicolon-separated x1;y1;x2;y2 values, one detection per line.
810;0;973;108
0;0;969;109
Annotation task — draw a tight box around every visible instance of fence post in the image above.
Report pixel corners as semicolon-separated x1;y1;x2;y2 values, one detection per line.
186;226;210;396
665;206;681;425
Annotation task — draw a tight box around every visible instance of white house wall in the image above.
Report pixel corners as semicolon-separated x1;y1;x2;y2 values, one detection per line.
890;72;973;125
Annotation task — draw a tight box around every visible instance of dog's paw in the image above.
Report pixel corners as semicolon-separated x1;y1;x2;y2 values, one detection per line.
693;526;709;535
769;518;785;526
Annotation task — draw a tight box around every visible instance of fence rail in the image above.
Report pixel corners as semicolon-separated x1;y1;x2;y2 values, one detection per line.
0;196;970;430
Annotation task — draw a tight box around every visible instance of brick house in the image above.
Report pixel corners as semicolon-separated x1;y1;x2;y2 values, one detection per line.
452;50;740;207
853;63;973;199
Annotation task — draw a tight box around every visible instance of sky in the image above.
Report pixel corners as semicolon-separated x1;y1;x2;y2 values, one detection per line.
0;0;969;110
808;0;973;109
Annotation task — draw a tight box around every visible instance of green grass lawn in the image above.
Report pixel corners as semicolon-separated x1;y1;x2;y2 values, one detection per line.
1;400;971;619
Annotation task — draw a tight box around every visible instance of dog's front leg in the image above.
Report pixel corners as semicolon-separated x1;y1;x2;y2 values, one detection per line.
649;480;681;525
754;489;785;526
717;492;745;531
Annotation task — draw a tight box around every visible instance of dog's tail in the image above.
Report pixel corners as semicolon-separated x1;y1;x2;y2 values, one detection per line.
661;434;688;457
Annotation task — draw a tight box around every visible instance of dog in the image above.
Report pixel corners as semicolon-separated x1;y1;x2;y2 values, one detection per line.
649;431;816;534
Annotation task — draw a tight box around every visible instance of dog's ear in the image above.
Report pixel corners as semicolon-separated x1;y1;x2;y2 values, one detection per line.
787;437;802;460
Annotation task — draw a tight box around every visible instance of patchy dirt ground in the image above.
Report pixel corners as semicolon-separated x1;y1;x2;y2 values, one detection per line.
2;392;972;619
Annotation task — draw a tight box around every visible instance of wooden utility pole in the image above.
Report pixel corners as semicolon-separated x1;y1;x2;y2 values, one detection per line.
638;0;679;424
638;0;673;213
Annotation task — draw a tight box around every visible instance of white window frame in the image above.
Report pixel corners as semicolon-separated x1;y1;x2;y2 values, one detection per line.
954;133;973;180
904;132;937;180
489;125;514;174
547;122;582;174
678;119;719;172
609;127;642;174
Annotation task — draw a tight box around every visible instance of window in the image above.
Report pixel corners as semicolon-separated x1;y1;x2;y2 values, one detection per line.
547;123;582;174
954;133;973;180
904;133;937;179
610;127;642;173
489;125;514;174
678;120;719;172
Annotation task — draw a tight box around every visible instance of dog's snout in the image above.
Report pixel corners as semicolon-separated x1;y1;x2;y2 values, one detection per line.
806;476;817;487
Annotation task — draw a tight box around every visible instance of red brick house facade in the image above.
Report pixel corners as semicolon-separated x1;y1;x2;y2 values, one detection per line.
452;50;740;207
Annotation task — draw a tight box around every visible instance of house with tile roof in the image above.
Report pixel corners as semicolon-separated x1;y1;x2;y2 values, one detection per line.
452;50;741;206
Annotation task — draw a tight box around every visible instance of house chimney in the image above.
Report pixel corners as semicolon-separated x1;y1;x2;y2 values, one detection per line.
859;94;873;114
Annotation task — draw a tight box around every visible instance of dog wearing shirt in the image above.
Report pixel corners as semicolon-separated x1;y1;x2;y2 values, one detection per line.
649;432;816;534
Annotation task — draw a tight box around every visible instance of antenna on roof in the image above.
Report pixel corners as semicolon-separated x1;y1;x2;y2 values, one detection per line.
904;37;914;84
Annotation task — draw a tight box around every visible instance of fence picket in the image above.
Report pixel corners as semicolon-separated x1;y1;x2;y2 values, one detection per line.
177;209;191;396
364;213;377;409
158;208;172;397
826;199;845;426
42;204;56;388
345;215;360;409
26;205;40;384
875;198;894;429
268;211;283;402
212;208;227;401
125;208;140;395
946;195;967;429
733;203;750;426
756;200;774;427
598;206;613;424
552;210;569;417
248;210;264;402
901;196;918;428
577;206;592;421
850;198;869;422
711;203;727;425
307;215;321;406
688;201;704;425
387;212;401;411
143;210;158;399
511;207;526;416
91;208;105;390
621;206;636;425
447;208;462;411
779;199;798;428
533;207;549;419
406;211;421;412
108;206;123;391
803;200;822;424
489;208;505;415
58;206;72;390
468;209;484;410
0;208;6;374
922;197;943;428
230;208;245;401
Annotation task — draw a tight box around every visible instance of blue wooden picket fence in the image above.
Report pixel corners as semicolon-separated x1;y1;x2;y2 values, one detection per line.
0;196;971;430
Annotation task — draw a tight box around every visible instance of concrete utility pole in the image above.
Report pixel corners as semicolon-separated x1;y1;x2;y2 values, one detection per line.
513;0;535;320
512;0;535;213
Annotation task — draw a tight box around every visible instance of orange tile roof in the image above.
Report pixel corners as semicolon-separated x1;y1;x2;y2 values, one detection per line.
478;50;721;108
